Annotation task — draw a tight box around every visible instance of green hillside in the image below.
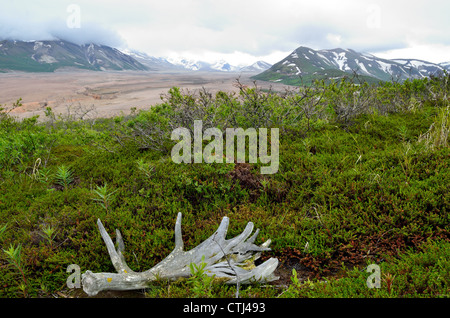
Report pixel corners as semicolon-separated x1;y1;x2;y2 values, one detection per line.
0;40;147;72
0;52;95;72
253;67;381;86
0;74;449;298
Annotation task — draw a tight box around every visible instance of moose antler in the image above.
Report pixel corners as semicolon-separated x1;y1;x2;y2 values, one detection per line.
81;212;279;296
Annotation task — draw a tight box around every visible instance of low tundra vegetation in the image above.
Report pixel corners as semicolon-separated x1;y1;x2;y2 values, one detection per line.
0;73;449;298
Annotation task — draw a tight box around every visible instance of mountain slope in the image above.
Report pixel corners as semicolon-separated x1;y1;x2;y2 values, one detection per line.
239;61;272;73
165;57;271;73
166;57;240;72
252;46;446;85
0;40;148;72
120;49;180;71
439;61;450;71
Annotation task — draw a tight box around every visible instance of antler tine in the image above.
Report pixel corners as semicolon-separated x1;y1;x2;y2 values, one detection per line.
173;212;184;253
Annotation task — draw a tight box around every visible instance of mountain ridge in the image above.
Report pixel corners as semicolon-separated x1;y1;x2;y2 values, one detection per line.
252;46;448;85
0;39;272;74
164;56;271;73
0;39;149;72
121;48;272;73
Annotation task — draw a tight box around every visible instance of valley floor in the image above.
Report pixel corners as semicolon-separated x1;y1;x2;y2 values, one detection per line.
0;70;286;120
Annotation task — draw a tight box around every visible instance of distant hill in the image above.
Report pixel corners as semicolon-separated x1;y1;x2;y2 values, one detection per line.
119;49;184;71
165;56;271;73
0;40;148;72
239;61;272;73
252;46;447;85
166;58;239;72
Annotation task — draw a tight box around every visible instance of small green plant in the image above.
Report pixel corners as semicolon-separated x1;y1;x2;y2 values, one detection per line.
259;178;269;189
36;166;53;183
383;272;396;295
55;165;74;189
39;225;57;246
29;158;54;183
3;243;28;296
92;182;117;214
279;268;305;298
398;125;408;143
0;223;7;237
136;158;155;179
398;142;413;181
188;256;216;298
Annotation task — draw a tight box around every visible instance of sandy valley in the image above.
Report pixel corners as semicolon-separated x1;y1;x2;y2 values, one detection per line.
0;70;288;120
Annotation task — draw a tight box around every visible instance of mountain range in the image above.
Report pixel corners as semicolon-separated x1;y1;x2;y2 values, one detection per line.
0;40;148;72
123;48;272;73
0;39;271;73
1;40;447;86
252;46;449;85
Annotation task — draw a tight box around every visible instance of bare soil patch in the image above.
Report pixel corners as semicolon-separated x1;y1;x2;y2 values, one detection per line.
0;70;288;120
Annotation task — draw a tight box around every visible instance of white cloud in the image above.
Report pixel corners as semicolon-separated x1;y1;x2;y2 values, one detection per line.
0;0;449;64
326;34;343;46
375;42;450;64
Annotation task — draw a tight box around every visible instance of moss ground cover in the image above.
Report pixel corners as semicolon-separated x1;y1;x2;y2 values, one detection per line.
0;74;449;298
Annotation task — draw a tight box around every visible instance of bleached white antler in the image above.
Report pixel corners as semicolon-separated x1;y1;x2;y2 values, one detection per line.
81;212;279;296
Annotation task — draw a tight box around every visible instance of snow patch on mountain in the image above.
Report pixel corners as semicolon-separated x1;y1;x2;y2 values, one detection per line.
376;60;393;74
332;51;351;71
355;59;370;75
167;57;203;71
240;61;272;72
210;60;240;72
317;52;332;65
440;61;450;71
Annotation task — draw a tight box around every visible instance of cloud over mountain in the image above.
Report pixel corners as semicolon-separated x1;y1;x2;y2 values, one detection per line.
0;0;449;65
0;2;125;48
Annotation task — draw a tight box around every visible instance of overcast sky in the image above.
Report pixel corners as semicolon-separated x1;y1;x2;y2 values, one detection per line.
1;0;449;65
